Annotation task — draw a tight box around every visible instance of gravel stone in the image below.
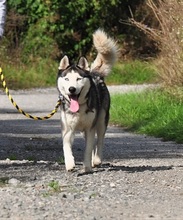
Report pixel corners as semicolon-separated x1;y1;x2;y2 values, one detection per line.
8;178;21;186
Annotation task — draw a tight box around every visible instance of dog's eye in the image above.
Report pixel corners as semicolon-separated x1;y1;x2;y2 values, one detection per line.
77;78;82;81
64;78;69;81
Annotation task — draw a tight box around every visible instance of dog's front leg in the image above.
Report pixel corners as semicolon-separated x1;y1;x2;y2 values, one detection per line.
83;128;95;172
62;129;75;171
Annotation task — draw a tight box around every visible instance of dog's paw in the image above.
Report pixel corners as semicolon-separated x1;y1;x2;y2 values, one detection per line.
65;156;75;171
92;156;102;167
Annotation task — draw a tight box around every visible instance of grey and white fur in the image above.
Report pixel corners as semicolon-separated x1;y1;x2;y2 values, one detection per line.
57;29;118;172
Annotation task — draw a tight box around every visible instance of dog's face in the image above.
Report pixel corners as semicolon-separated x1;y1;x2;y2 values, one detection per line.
57;56;91;113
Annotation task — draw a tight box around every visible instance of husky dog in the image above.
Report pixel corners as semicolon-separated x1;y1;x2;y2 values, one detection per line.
57;29;118;172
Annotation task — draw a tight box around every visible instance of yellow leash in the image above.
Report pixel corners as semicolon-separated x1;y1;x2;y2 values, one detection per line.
0;67;61;120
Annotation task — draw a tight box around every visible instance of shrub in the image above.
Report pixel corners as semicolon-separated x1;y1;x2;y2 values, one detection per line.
6;0;121;61
5;0;159;62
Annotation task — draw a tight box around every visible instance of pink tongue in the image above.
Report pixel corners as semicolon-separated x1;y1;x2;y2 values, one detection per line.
70;96;79;113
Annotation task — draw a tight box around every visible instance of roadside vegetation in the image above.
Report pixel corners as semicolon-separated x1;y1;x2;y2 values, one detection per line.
0;58;58;89
107;60;157;85
0;59;157;90
110;90;183;143
110;0;183;143
0;0;158;89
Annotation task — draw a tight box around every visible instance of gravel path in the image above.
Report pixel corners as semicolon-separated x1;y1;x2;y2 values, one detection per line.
0;85;183;220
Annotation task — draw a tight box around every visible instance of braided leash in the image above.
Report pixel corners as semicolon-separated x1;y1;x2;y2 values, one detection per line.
0;67;61;120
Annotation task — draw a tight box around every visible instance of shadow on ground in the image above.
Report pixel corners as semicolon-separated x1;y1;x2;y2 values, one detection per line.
0;117;183;180
0;118;183;161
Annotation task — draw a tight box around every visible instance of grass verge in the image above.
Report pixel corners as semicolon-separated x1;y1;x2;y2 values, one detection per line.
1;59;157;89
110;89;183;143
0;59;58;90
106;60;157;85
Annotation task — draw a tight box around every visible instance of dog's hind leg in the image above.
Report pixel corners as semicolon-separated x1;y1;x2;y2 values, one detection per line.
83;128;96;172
92;129;105;167
93;110;107;167
62;129;75;171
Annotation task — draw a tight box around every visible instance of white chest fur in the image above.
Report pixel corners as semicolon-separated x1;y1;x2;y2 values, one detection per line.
60;104;96;132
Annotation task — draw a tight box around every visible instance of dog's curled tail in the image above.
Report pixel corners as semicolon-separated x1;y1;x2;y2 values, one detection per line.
90;29;118;76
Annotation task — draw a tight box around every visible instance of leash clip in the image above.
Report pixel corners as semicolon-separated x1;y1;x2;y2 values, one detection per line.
59;94;65;104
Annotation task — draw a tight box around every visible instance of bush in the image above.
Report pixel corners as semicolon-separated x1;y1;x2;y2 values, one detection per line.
4;0;159;62
6;0;122;61
21;19;58;62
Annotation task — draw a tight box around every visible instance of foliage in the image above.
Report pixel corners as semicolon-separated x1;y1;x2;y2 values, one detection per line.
1;0;160;89
7;0;60;60
110;89;183;143
5;0;155;62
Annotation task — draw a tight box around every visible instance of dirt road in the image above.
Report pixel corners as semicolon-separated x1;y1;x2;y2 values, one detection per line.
0;87;183;220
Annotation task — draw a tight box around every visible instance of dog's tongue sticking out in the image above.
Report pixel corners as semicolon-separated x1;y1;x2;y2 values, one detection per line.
70;96;79;113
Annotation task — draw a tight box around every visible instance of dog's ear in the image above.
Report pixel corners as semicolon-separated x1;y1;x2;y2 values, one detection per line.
58;55;70;70
77;57;89;70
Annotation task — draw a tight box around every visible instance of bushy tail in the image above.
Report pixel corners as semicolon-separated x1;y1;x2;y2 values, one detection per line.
90;29;118;76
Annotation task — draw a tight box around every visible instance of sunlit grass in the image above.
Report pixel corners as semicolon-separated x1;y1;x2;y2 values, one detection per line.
110;89;183;143
1;58;158;89
106;60;158;85
1;59;58;89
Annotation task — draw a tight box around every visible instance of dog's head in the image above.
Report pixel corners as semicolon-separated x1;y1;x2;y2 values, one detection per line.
57;55;91;113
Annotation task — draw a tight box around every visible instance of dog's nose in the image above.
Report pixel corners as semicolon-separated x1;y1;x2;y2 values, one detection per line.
69;86;76;94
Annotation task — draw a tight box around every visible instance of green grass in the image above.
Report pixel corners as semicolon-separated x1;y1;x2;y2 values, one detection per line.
110;89;183;143
8;154;17;160
48;180;61;192
1;59;58;89
1;59;157;89
42;180;62;197
106;60;157;85
57;156;65;164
